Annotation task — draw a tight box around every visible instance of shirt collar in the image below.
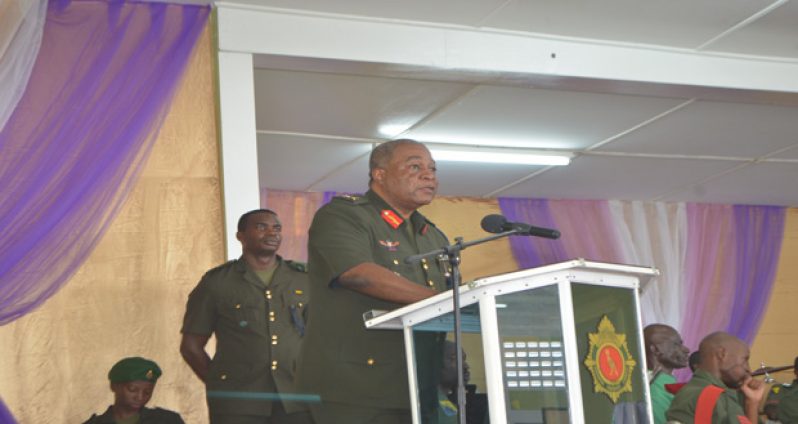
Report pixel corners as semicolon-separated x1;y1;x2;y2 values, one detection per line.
366;190;430;234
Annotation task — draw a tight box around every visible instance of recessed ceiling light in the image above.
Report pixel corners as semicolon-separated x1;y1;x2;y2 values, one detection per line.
428;145;571;166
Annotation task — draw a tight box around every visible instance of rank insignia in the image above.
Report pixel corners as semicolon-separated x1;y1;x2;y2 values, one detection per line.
381;209;403;229
379;239;400;251
146;370;154;380
583;315;637;403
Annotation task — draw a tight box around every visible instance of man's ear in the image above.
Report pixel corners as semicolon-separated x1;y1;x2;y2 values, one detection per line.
371;168;385;184
648;342;661;357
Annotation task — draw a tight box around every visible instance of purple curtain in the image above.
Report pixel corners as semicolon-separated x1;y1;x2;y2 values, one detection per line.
498;198;786;370
497;198;567;267
0;0;209;325
0;397;15;424
728;205;785;344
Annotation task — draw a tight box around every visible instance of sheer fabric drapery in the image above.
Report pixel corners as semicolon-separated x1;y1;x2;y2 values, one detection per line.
498;198;784;355
0;0;46;130
0;0;210;325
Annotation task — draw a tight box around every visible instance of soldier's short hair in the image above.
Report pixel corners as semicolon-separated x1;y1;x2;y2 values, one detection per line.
368;139;425;186
237;209;278;232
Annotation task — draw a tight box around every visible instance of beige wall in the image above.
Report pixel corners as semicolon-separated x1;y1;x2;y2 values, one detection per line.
751;207;798;384
0;23;220;424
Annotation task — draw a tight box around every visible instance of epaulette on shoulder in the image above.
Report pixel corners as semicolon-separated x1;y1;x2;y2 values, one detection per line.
203;260;235;277
285;260;307;273
333;193;368;205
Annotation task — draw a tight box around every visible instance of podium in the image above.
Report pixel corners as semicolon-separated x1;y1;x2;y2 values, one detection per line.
365;259;658;424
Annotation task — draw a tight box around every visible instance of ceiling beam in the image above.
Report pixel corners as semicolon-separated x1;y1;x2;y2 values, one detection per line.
217;4;798;95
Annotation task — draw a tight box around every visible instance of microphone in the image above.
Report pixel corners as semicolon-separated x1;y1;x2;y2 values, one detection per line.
480;214;561;239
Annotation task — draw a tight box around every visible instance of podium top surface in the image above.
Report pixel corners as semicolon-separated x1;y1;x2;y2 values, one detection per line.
364;258;659;330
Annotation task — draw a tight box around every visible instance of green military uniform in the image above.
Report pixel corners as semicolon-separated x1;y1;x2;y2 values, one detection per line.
767;380;798;423
296;191;450;420
182;256;309;418
666;370;749;424
650;371;677;424
83;406;184;424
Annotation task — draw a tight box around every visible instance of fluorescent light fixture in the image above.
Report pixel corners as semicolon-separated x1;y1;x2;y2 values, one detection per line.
429;145;571;166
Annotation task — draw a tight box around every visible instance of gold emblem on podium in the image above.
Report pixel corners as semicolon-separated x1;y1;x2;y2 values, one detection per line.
584;315;636;403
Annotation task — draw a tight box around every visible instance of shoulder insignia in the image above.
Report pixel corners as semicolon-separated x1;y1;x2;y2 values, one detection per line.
285;260;307;273
334;193;368;204
773;386;781;394
381;209;403;229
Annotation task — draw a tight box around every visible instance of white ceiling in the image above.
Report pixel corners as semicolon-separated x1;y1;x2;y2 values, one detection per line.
232;0;798;205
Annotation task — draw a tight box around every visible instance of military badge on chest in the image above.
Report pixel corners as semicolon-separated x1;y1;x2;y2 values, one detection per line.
379;239;400;252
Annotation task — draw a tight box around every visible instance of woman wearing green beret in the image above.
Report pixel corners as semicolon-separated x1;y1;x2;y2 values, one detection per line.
83;357;184;424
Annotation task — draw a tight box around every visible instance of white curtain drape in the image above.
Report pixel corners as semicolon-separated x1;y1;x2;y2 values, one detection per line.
0;0;46;130
608;200;687;328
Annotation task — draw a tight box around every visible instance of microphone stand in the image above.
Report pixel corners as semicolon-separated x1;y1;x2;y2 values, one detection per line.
405;229;521;424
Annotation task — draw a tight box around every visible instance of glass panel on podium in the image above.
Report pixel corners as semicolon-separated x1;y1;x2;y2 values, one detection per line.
571;283;647;424
409;303;488;424
495;284;569;424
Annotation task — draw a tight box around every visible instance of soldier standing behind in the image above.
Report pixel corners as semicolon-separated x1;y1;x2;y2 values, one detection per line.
180;209;311;424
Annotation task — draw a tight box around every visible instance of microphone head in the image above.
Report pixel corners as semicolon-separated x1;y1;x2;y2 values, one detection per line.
480;214;507;234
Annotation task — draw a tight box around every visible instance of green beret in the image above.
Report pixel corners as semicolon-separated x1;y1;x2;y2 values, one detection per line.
108;357;162;383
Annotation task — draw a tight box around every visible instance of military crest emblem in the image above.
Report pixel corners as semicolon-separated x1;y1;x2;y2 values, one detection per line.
583;315;636;403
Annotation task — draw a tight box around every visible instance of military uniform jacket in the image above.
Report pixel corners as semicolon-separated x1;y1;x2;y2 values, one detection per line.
666;370;750;424
297;190;450;409
82;406;184;424
767;380;798;423
182;256;309;416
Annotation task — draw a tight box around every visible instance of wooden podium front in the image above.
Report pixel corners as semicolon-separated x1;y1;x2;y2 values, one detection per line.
365;259;658;424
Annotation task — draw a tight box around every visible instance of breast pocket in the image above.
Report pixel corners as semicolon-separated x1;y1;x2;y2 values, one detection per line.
218;298;263;332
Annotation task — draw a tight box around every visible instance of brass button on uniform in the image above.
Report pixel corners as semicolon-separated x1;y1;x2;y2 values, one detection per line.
271;360;278;370
234;304;241;309
271;335;278;345
427;280;435;287
366;358;375;366
297;302;304;308
422;263;429;270
392;259;400;265
220;374;227;380
394;272;401;276
269;311;276;322
265;290;272;300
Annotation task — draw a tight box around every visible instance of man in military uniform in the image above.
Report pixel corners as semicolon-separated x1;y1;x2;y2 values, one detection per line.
666;332;766;424
180;209;311;423
297;139;450;424
644;324;690;424
765;356;798;423
83;357;184;423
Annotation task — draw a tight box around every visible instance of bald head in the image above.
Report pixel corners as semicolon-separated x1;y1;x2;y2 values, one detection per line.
644;324;689;374
698;331;751;389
